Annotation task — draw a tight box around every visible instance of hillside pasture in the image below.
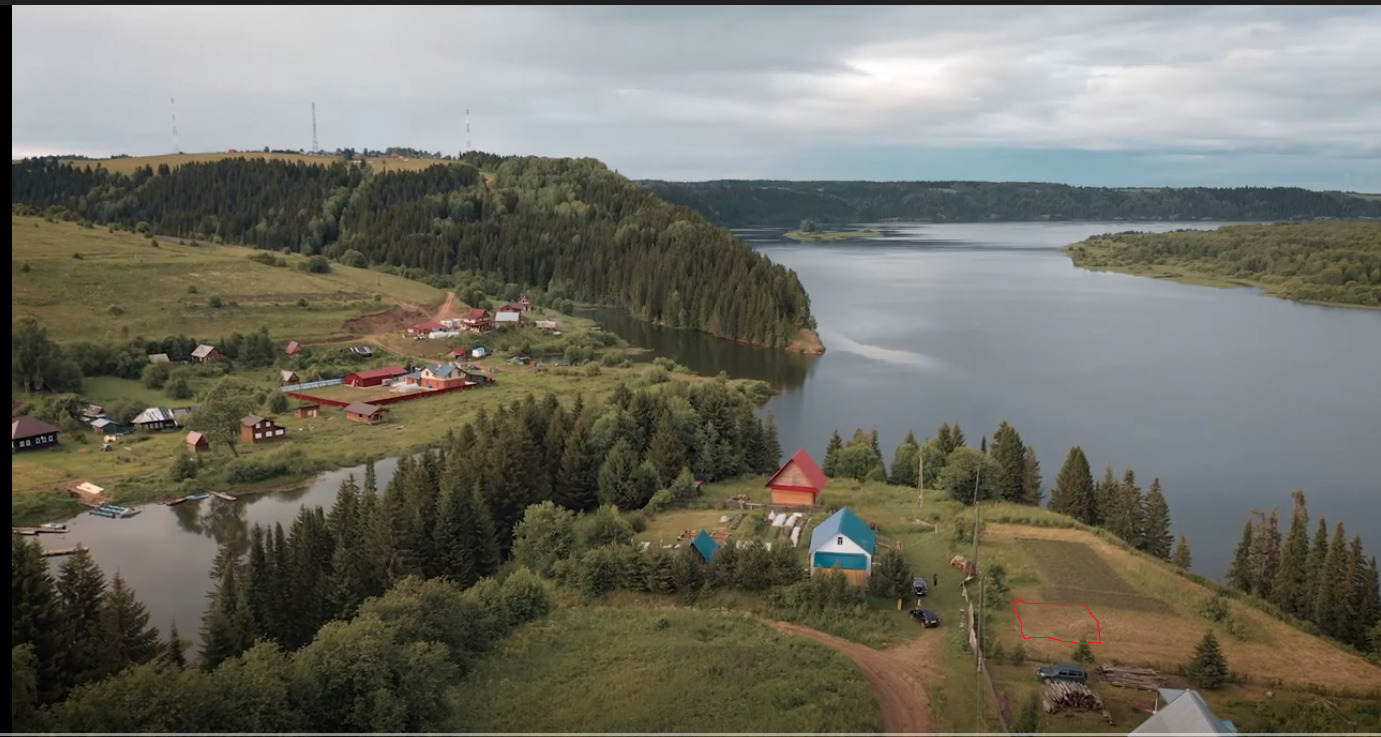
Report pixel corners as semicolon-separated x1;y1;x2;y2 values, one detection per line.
447;606;880;733
1019;537;1173;614
11;216;445;341
54;151;453;176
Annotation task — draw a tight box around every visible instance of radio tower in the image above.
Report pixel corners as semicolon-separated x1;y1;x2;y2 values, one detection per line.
466;109;471;152
311;102;319;153
170;97;181;153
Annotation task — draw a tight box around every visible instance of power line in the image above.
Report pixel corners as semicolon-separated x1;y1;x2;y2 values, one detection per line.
311;102;319;153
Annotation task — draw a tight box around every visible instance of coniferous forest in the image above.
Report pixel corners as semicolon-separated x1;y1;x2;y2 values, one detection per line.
9;155;818;350
639;179;1381;227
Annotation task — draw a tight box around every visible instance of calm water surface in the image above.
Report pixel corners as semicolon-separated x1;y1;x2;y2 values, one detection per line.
41;221;1381;641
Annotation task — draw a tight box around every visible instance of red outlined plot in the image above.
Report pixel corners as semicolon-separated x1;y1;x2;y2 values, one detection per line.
1012;599;1103;644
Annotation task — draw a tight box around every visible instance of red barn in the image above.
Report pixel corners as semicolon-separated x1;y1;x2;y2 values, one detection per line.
460;308;492;332
342;365;409;387
765;448;827;507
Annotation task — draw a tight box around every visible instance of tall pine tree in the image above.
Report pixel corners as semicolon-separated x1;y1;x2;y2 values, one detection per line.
1049;446;1096;525
1020;444;1043;505
889;431;920;488
1142;479;1172;560
1225;522;1255;592
97;573;160;680
822;430;844;477
1172;535;1193;570
11;538;68;705
989;421;1026;503
1271;490;1311;618
1313;522;1349;640
56;547;108;689
1249;508;1282;600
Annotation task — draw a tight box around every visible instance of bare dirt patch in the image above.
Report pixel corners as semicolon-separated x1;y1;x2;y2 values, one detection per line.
340;304;429;337
771;621;938;733
432;291;465;322
1013;600;1103;644
786;327;826;355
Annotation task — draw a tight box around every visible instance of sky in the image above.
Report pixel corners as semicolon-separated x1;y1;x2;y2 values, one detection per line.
11;5;1381;189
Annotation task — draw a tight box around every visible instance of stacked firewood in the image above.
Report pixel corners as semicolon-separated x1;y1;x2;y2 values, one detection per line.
1042;680;1105;714
1098;665;1162;690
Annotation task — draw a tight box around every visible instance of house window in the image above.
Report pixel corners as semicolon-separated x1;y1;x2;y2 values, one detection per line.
836;536;844;546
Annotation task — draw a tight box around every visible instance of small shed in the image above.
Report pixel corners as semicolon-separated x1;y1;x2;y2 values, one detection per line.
345;402;389;425
808;507;876;585
90;418;130;436
148;353;171;364
765;448;828;507
281;370;300;385
191;344;222;363
690;529;721;564
343;366;409;387
185;431;210;453
472;346;489;359
294;403;321;418
284;340;302;357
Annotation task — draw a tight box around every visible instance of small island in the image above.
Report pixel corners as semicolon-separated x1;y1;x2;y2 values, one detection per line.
785;219;882;242
1066;221;1381;309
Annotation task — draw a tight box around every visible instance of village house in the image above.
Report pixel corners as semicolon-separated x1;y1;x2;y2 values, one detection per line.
808;507;876;586
343;366;410;387
347;345;374;358
240;415;287;444
406;321;447;338
534;319;560;331
13;416;60;452
284;340;302;357
294;403;321;419
281;370;301;385
418;362;469;390
185;431;210;453
90;418;130;436
495;302;523;315
1131;688;1237;735
690;529;721;564
131;407;181;432
494;310;521;327
460;308;492;332
344;402;389;425
517;295;534;312
766;448;828;507
147;353;171;364
191;344;223;363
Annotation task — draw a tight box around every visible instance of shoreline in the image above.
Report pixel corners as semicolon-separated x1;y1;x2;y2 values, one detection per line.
783;228;883;242
1067;258;1381;311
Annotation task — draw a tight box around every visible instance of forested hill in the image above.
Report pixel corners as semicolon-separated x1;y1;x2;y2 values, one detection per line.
637;180;1381;227
10;156;819;352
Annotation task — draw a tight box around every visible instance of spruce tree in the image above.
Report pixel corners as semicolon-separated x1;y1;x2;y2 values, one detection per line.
433;474;480;587
989;421;1026;503
97;573;160;679
11;538;68;705
1013;693;1041;733
889;432;920;488
1020;444;1043;505
1353;554;1381;651
12;644;41;732
56;547;108;689
1185;630;1228;689
469;483;502;578
868;427;886;479
1093;464;1119;529
1249;508;1282;600
161;621;188;669
598;438;643;508
1171;535;1193;570
1123;469;1146;550
1313;522;1348;639
936;423;955;455
363;456;378;496
1271;490;1311;618
1142;479;1172;559
647;411;687;487
553;421;600;512
822;429;844;477
1338;536;1365;647
1049;446;1096;525
950;423;967;450
1225;522;1255;592
979;435;987;454
199;558;251;670
1305;517;1330;614
761;413;783;474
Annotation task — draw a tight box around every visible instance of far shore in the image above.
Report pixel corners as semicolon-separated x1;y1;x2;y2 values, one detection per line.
783;228;883;242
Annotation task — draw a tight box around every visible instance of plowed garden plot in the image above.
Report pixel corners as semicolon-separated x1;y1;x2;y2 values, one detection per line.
1018;538;1173;614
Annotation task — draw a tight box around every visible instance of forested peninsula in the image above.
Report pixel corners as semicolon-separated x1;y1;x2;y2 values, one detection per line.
1066;221;1381;308
638;180;1381;228
10;156;821;352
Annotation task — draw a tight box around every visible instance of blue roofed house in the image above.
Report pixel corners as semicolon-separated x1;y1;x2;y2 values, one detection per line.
808;507;877;585
690;529;720;564
1130;688;1237;735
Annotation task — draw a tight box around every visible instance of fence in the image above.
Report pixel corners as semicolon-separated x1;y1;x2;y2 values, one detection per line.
961;580;1011;732
283;378;344;393
285;380;495;410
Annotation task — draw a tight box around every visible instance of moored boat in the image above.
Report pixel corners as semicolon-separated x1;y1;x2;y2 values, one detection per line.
183;492;211;502
208;490;238;502
164;497;187;506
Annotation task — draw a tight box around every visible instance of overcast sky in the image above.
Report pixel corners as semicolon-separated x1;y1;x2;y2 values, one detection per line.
12;5;1381;189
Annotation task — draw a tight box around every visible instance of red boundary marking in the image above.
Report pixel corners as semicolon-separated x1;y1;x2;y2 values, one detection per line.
1012;599;1103;645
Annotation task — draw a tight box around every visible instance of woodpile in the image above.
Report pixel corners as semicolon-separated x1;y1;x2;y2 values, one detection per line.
1042;680;1104;714
1098;665;1163;690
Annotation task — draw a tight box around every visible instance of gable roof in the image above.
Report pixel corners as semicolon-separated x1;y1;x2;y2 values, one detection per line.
1131;689;1234;735
495;311;521;323
186;431;207;445
426;362;461;378
809;507;876;555
766;448;828;492
13;415;60;439
464;308;490;319
132;407;178;425
412;321;446;332
345;402;385;416
691;529;720;563
346;365;409;381
241;414;268;427
281;370;299;382
148;353;171;364
285;340;301;354
191;344;218;358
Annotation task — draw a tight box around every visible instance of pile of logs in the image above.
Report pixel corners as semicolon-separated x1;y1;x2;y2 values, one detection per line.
1042;680;1104;714
1098;665;1163;690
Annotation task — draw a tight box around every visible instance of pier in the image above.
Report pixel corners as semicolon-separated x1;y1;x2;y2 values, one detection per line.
42;545;87;558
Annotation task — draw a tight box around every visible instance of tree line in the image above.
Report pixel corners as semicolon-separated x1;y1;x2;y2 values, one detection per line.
637;179;1381;228
11;155;819;349
1225;490;1381;653
1067;221;1381;307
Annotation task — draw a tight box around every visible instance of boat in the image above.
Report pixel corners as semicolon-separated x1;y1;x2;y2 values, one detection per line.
163;497;187;506
183;492;211;502
88;504;141;519
208;490;238;502
39;522;68;531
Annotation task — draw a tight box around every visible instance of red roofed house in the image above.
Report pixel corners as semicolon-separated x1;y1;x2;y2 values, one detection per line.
460;308;492;333
765;448;828;507
13;415;60;453
343;365;410;388
185;431;210;453
406;321;447;337
495;302;523;315
284;340;302;357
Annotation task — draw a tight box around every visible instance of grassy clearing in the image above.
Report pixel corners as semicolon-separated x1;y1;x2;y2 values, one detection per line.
54;151;454;176
1020;538;1173;614
448;606;880;733
12;216;445;342
783;228;883;242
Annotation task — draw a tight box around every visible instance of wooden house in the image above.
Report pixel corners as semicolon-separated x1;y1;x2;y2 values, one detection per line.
406;321;446;337
418;362;469;390
281;370;301;385
240;415;286;444
284;340;302;357
495;311;521;327
808;507;876;586
495;302;523;315
294;403;321;418
460;308;492;332
13;416;60;452
343;365;409;387
517;295;534;312
131;407;181;432
185;431;210;453
90;418;130;436
345;402;389;425
1132;689;1237;735
191;344;222;363
689;529;721;564
765;448;827;507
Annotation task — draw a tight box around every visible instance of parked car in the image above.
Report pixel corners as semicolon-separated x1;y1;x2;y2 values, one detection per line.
912;575;929;597
1036;663;1088;684
910;608;940;627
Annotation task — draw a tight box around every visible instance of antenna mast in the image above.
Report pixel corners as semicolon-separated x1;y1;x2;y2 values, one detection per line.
466;108;471;151
311;102;319;153
170;97;181;154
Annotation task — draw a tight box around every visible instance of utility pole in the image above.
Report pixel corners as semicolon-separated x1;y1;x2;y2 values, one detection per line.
971;461;985;727
917;442;924;510
311;102;319;153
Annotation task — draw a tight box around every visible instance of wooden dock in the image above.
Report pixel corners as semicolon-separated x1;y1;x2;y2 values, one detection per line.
42;545;87;558
13;527;69;536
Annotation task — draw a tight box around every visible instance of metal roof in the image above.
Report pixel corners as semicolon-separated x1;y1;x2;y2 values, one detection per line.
809;507;877;555
766;448;828;491
1131;689;1235;735
190;344;218;358
132;407;177;425
691;529;720;563
13;415;60;439
344;402;385;416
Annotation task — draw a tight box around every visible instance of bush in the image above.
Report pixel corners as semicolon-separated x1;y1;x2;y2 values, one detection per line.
1011;642;1027;666
187;284;199;294
1072;643;1095;665
208;295;224;308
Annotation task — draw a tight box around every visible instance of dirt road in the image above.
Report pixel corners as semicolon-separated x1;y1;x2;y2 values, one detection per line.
772;621;938;734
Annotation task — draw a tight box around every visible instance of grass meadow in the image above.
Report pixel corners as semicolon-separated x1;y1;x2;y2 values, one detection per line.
54;151;454;176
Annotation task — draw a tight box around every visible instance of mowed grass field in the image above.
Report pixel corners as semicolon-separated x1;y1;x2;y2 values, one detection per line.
54;151;454;176
447;606;880;733
12;216;445;342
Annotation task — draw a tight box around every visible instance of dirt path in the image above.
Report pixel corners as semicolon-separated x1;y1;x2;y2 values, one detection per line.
771;622;938;734
432;291;464;322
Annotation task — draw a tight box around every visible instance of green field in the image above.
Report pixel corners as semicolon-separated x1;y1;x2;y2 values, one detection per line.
1020;537;1174;614
53;151;455;176
12;216;447;342
783;228;883;242
448;606;880;733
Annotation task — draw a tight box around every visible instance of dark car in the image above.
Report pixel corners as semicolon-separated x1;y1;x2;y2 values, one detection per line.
912;576;929;597
1036;663;1087;683
910;608;940;627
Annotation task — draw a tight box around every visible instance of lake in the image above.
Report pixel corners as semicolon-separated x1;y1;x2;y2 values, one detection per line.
38;221;1381;642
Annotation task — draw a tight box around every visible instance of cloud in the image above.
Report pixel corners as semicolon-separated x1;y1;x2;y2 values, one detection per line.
11;6;1381;187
